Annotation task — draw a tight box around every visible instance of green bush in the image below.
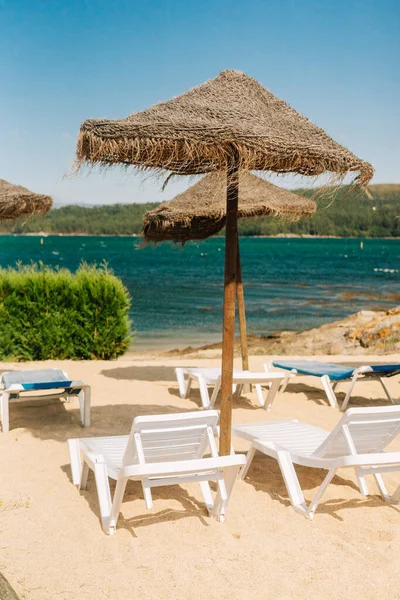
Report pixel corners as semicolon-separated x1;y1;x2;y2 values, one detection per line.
0;263;131;361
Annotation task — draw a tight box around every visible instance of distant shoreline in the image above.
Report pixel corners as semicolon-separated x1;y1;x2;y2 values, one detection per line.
2;233;400;240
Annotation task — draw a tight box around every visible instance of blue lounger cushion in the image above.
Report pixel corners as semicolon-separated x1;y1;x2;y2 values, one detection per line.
1;369;73;390
272;360;356;381
369;364;400;376
273;360;400;381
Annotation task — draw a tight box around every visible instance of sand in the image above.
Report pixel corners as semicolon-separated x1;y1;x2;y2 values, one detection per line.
1;352;399;600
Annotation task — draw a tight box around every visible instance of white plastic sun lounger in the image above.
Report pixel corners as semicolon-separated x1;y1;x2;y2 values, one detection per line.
0;369;90;433
68;410;246;535
266;360;400;410
175;367;292;410
233;406;400;519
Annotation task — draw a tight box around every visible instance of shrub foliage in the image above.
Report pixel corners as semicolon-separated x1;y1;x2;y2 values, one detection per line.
0;263;131;361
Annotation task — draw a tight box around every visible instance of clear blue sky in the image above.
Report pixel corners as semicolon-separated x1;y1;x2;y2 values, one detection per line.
1;0;399;205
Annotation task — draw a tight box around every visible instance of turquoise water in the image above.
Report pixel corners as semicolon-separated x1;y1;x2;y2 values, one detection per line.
0;236;399;349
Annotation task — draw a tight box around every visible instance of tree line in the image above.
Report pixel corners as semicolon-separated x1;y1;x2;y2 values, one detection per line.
1;184;399;238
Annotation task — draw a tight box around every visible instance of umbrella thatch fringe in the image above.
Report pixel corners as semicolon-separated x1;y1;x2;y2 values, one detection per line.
0;180;52;220
76;70;373;187
77;130;373;187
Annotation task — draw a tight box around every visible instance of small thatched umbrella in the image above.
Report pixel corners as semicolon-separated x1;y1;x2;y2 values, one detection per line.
143;172;316;243
143;172;316;371
0;179;52;219
76;70;373;454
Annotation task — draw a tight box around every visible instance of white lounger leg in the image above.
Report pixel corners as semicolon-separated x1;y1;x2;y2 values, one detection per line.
307;468;337;519
93;459;113;533
277;451;308;517
355;469;369;496
278;452;338;519
0;392;9;433
240;446;256;480
264;378;282;411
373;473;389;501
264;364;295;395
107;477;128;535
341;424;370;495
78;386;91;427
254;384;265;407
142;479;153;509
279;372;292;395
175;368;188;398
209;378;221;408
341;374;359;411
321;375;339;409
198;376;212;409
199;481;214;510
210;465;238;521
68;438;83;486
78;391;85;426
83;386;91;427
379;377;395;404
80;462;90;490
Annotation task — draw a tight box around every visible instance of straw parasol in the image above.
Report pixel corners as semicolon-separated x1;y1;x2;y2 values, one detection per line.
143;172;316;375
142;172;316;373
0;179;52;220
142;172;316;243
76;70;373;185
76;69;374;455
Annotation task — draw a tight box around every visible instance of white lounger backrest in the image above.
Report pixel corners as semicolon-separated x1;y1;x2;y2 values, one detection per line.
314;406;400;459
122;410;220;466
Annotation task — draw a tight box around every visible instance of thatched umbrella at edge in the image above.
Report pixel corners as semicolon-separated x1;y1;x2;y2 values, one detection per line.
143;171;317;372
0;179;52;220
76;69;374;455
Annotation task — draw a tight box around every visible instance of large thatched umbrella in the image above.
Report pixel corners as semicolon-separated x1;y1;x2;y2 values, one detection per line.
142;172;316;370
76;69;373;454
0;179;52;220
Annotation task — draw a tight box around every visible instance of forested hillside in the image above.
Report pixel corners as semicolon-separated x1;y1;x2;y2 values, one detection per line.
239;184;400;237
1;184;399;237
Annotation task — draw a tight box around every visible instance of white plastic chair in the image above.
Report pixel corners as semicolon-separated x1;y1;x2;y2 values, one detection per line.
175;367;291;410
233;406;400;519
69;410;246;535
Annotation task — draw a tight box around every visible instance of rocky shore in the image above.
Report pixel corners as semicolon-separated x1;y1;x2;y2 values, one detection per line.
168;306;400;358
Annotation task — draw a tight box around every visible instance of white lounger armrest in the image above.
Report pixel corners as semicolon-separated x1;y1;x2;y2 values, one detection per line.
335;451;400;469
120;455;246;479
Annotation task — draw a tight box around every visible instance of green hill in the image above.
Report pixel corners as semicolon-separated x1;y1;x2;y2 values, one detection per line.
1;183;399;238
238;183;400;237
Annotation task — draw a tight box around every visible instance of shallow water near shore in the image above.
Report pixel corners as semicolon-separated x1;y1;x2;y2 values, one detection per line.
0;236;399;349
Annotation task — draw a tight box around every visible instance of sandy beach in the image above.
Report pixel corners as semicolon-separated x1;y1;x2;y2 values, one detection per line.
1;351;399;600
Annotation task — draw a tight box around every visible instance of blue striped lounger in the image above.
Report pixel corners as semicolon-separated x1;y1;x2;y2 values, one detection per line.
268;360;399;410
0;368;91;433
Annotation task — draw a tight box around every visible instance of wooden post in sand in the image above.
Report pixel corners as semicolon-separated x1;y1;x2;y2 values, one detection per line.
219;161;239;456
236;235;249;372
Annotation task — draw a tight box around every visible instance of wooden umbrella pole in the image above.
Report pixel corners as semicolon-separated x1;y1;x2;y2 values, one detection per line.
236;234;249;372
219;161;239;456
